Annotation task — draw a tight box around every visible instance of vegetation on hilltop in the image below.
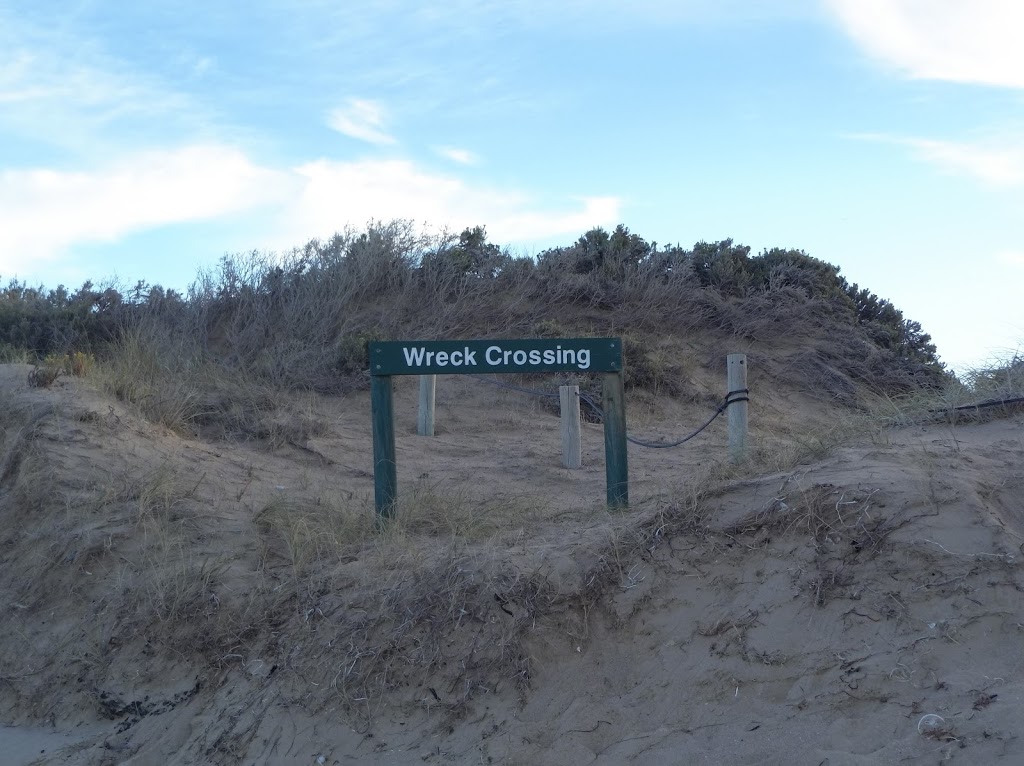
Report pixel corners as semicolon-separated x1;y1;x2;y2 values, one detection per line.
2;221;958;432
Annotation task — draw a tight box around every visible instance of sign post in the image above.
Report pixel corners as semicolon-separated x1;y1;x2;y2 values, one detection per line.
603;371;629;507
371;374;397;523
368;338;628;523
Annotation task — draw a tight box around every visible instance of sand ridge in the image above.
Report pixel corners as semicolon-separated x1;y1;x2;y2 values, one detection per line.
0;364;1022;764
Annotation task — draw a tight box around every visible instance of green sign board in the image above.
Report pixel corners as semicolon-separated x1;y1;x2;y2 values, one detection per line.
369;337;622;376
368;336;628;525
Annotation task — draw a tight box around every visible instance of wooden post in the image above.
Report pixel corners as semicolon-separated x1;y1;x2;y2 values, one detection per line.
727;354;748;464
560;385;582;469
603;372;629;507
371;375;398;524
417;375;436;436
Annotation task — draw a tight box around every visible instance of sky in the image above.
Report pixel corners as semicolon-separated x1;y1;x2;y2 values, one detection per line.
1;0;1022;374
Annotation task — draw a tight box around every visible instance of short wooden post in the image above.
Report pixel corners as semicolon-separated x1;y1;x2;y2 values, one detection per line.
559;385;582;469
371;375;398;524
727;354;748;464
603;372;629;507
417;375;436;436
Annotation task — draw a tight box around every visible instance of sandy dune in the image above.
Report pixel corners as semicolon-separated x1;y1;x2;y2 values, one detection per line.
1;364;1022;764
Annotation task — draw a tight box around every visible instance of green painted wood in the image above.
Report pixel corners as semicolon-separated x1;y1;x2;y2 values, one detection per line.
602;371;629;508
371;374;398;524
370;338;622;376
366;337;630;529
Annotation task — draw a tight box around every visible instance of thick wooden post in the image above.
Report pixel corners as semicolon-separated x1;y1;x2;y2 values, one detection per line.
417;375;436;436
371;375;398;523
559;385;582;469
727;354;748;464
603;372;629;508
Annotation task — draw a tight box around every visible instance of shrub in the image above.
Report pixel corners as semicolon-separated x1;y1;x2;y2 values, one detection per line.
966;352;1024;400
336;330;384;377
69;351;94;377
27;364;62;388
4;220;950;405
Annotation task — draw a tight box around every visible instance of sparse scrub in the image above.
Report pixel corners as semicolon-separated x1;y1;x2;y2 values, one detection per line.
965;350;1024;403
144;548;228;623
94;321;326;443
4;221;950;413
254;495;373;573
748;427;849;473
0;342;29;363
93;324;206;433
393;482;549;540
68;350;94;376
124;463;199;527
621;334;690;396
0;404;54;488
27;363;62;388
867;347;1024;426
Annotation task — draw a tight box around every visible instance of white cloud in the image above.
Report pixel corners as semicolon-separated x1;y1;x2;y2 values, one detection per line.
327;99;397;145
908;138;1024;186
1;149;620;279
996;250;1024;268
0;145;293;275
191;56;214;77
435;146;479;165
848;132;1024;186
0;16;196;147
826;0;1024;89
283;158;619;246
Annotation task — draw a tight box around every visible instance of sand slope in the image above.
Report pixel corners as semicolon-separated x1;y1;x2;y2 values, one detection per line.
1;364;1022;765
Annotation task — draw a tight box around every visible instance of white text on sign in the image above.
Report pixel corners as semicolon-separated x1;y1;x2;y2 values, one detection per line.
401;344;592;370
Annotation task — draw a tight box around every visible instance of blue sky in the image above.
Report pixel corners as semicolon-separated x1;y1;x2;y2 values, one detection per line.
1;0;1022;374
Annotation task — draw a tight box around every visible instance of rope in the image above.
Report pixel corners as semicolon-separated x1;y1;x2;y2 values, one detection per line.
946;396;1024;412
466;374;748;450
579;390;748;449
467;376;1024;442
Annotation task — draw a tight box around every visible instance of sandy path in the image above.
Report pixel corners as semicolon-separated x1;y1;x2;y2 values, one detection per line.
0;725;97;765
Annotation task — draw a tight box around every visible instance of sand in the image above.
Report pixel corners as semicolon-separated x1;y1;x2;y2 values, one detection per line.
0;725;98;766
1;364;1022;764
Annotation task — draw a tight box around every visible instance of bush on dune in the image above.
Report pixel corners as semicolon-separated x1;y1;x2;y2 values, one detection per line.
1;220;958;430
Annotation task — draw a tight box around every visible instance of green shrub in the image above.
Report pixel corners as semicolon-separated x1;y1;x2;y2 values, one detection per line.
336;330;384;377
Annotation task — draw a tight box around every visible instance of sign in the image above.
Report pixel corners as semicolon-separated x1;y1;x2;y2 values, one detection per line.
369;337;622;376
368;336;629;525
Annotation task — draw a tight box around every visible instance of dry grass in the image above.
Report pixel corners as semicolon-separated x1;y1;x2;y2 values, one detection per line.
92;325;206;432
93;324;333;444
697;609;760;637
303;547;548;717
254;495;373;571
393;482;551;539
721;484;887;552
0;343;30;364
26;352;95;389
747;429;847;473
866;350;1024;427
642;469;921;614
0;403;54;483
27;363;62;388
0;407;232;639
227;476;574;716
